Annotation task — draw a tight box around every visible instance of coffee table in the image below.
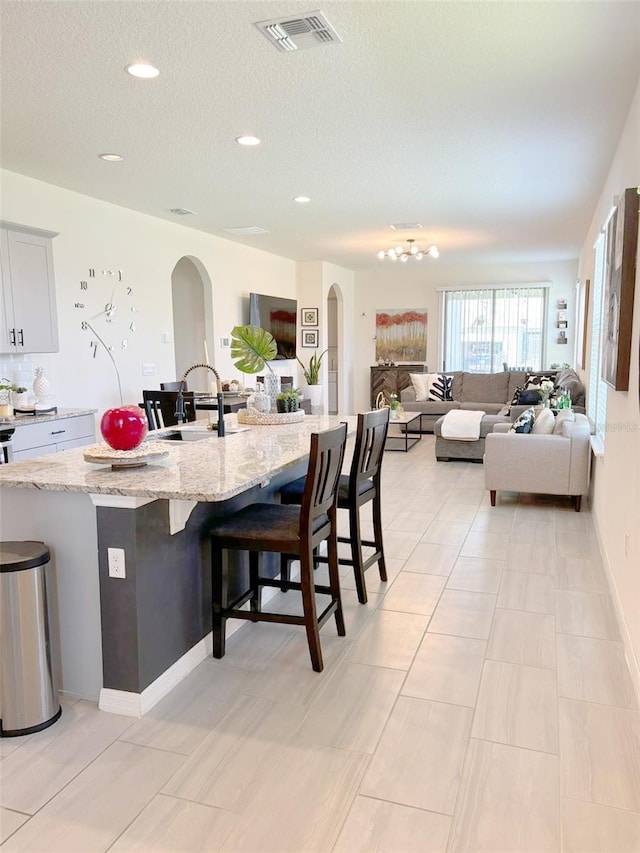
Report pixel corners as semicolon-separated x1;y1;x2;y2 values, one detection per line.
385;411;422;452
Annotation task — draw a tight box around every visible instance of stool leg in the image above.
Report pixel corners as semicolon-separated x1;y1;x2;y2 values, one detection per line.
372;491;387;582
249;551;261;617
280;553;290;592
211;541;227;659
299;547;323;672
349;503;368;605
327;528;346;637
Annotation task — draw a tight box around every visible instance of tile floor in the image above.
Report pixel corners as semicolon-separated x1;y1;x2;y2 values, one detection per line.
1;434;640;852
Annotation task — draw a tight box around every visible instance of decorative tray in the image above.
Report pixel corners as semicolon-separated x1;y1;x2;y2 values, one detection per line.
237;409;305;425
83;441;170;470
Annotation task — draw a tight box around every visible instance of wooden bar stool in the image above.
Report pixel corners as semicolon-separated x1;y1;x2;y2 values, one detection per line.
280;409;389;604
209;423;347;672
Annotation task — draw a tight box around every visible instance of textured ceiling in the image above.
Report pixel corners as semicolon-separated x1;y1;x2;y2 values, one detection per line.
1;1;639;269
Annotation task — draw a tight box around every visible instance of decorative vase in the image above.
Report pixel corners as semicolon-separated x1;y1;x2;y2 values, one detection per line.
263;373;281;413
100;405;148;450
33;366;51;403
306;384;323;413
390;407;399;420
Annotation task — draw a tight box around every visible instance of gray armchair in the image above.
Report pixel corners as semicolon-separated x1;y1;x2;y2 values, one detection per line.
484;413;591;511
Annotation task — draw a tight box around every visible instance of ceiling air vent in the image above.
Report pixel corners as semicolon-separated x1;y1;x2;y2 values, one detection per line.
255;11;342;52
390;222;423;231
169;207;197;216
222;226;269;236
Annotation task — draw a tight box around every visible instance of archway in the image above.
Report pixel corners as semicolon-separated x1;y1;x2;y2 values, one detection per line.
170;256;214;391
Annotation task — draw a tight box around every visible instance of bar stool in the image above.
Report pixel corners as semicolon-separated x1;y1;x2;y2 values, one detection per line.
280;408;389;604
209;423;347;672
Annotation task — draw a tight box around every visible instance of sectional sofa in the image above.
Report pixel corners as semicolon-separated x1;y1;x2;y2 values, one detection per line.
399;368;585;434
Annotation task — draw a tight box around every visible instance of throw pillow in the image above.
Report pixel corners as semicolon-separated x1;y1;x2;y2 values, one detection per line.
511;386;542;406
553;408;575;436
509;407;535;434
532;407;555;435
410;373;431;402
424;372;453;401
525;372;556;388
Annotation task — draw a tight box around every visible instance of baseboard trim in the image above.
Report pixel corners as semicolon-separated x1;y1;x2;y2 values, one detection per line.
97;582;286;717
591;509;640;707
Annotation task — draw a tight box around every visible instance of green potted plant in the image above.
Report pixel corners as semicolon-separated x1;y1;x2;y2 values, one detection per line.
296;349;327;410
296;349;327;386
276;389;300;413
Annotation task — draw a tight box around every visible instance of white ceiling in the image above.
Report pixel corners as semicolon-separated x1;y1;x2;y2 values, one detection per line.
1;1;639;270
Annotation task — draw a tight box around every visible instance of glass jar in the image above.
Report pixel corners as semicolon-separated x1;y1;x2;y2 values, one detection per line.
263;373;281;414
246;384;271;415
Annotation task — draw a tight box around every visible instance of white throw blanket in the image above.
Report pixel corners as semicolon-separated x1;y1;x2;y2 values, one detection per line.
441;410;486;441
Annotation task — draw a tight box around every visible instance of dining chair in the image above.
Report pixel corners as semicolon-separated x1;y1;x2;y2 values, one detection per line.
209;423;347;672
142;389;196;430
280;408;389;604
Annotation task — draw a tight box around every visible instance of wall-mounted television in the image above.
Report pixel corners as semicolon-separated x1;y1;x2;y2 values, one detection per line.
249;292;297;360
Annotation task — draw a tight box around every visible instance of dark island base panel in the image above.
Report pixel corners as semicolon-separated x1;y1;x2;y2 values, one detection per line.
96;465;305;695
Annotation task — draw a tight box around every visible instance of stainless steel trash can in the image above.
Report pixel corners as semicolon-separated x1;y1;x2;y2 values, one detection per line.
0;541;61;737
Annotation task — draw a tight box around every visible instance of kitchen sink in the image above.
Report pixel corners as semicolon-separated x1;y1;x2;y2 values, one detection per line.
152;426;248;442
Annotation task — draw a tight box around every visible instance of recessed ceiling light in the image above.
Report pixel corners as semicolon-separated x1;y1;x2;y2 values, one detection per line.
293;196;311;203
125;62;159;79
236;136;261;146
98;153;124;162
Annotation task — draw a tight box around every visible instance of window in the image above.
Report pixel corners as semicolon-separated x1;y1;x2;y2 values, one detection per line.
441;286;547;372
588;231;608;445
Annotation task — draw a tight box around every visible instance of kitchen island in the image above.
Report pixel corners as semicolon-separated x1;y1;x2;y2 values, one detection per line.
0;415;354;716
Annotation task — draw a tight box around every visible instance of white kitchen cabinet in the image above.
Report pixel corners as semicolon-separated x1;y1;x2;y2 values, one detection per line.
0;222;59;353
12;413;96;460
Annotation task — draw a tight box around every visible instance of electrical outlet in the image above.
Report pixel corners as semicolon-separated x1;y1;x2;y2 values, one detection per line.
108;547;126;578
142;362;156;376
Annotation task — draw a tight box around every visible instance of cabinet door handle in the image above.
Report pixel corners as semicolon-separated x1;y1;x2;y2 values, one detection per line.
17;329;24;346
50;429;66;435
9;328;16;346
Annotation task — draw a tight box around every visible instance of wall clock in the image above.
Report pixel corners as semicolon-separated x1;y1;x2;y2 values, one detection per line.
75;267;138;356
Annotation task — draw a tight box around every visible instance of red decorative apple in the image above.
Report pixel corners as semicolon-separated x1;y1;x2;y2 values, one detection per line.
100;405;148;451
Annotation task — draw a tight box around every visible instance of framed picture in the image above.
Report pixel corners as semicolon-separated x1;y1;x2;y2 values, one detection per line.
375;309;428;362
301;308;318;326
302;329;318;347
558;310;568;322
602;187;639;390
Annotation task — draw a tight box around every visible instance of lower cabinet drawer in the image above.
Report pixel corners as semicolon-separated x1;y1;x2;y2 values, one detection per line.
12;414;96;455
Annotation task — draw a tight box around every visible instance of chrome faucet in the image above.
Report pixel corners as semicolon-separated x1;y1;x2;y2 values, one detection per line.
176;362;226;437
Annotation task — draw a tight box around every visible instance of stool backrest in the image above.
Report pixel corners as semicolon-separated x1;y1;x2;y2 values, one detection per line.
142;389;196;430
301;423;347;537
349;408;390;494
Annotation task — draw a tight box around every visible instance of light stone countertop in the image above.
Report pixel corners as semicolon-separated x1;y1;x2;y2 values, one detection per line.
0;408;97;427
0;414;355;502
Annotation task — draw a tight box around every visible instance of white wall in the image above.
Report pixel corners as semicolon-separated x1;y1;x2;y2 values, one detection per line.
352;260;578;412
0;170;297;414
297;261;356;413
578;79;640;687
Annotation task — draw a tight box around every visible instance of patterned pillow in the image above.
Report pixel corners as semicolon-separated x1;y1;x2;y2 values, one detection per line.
525;373;556;389
509;407;535;434
424;373;453;401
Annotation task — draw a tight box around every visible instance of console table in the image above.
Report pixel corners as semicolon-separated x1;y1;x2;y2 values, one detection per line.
370;364;427;407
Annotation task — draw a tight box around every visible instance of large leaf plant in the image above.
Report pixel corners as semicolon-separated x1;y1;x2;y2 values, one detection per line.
230;325;277;374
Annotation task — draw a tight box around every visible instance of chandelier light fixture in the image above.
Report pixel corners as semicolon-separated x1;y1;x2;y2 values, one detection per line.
377;238;439;262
